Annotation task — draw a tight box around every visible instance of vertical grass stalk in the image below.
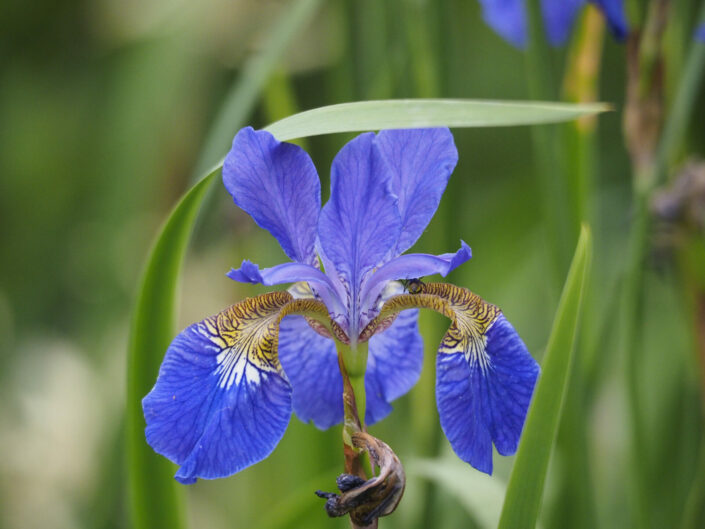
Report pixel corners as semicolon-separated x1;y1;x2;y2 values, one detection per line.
621;5;705;527
525;0;575;290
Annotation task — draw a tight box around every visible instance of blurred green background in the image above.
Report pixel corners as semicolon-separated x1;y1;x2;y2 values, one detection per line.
1;0;704;528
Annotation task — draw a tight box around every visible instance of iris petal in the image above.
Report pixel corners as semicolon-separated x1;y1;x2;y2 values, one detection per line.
366;283;539;474
279;309;423;429
318;132;402;311
223;127;320;265
227;260;347;318
590;0;628;40
479;0;626;47
143;292;296;483
436;314;539;474
278;316;343;429
477;0;527;48
365;309;423;424
375;128;458;256
542;0;584;46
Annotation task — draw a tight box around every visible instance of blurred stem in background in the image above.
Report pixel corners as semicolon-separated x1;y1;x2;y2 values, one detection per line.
524;4;599;528
621;1;705;527
621;0;668;524
525;0;575;290
190;0;322;179
547;8;605;529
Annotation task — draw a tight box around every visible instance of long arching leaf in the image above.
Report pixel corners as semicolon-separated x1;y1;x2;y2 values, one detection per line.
497;224;593;529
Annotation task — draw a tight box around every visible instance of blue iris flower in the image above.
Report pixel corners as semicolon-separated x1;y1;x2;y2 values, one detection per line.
478;0;629;47
143;127;540;484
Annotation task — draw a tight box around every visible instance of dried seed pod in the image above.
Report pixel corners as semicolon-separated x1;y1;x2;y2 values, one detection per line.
316;432;406;527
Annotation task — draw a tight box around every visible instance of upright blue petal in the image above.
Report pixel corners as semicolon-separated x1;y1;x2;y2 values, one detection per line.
477;0;527;48
365;309;424;424
359;242;472;323
143;299;294;483
278;316;343;429
318;132;402;326
479;0;627;47
436;314;539;474
590;0;628;40
223;127;321;265
375;128;458;256
542;0;585;46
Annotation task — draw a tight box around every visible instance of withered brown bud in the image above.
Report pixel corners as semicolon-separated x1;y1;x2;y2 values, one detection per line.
316;432;406;527
652;160;705;231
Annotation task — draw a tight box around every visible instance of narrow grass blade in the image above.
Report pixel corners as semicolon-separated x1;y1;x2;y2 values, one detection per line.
408;458;510;529
191;0;322;177
125;2;321;526
498;224;593;529
264;99;610;141
126;170;218;529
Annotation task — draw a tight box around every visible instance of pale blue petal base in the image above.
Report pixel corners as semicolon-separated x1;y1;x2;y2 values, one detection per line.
279;311;424;428
365;309;424;424
278;316;343;429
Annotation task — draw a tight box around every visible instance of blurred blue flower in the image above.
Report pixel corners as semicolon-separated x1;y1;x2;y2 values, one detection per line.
697;24;705;41
478;0;628;47
142;127;540;483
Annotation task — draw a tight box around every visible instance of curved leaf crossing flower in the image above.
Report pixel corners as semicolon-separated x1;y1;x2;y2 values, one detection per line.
143;127;540;484
477;0;629;47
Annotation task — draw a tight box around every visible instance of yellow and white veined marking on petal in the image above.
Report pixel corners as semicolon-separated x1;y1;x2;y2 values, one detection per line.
201;292;292;389
373;283;501;373
433;285;500;373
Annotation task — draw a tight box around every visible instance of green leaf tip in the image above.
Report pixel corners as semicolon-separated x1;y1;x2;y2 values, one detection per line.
264;99;611;142
497;224;592;529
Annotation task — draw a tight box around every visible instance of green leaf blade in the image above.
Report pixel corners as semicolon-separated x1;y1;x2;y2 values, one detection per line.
191;0;322;177
264;99;610;141
498;224;593;529
126;170;218;529
408;458;509;529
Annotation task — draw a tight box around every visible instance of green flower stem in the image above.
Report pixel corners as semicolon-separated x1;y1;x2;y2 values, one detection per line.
619;189;651;529
525;0;574;289
681;437;705;529
338;341;370;475
562;6;604;225
546;11;604;529
655;2;705;187
190;0;322;177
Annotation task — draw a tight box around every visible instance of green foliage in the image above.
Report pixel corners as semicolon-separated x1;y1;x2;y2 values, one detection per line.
408;458;509;529
265;99;609;141
126;170;217;529
498;225;592;529
5;2;705;529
